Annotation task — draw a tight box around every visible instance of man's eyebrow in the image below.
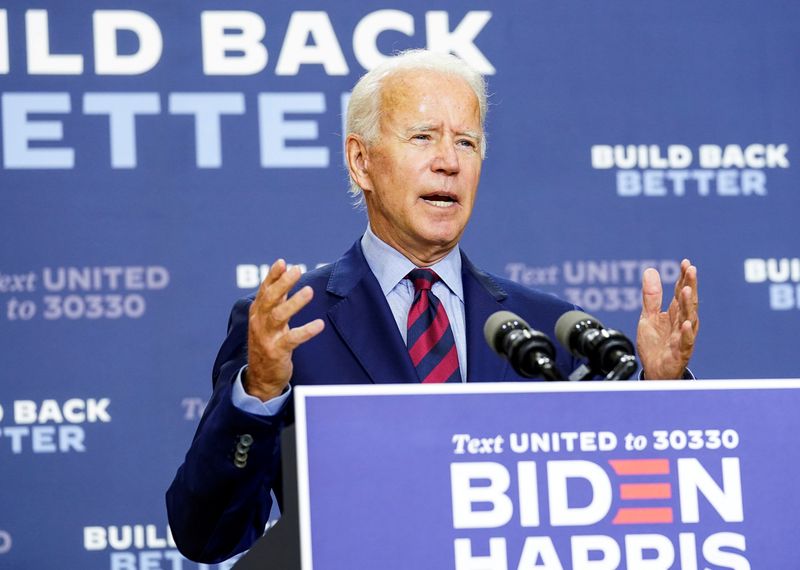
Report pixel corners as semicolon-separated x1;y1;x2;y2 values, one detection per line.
406;123;440;133
405;124;482;139
458;130;481;140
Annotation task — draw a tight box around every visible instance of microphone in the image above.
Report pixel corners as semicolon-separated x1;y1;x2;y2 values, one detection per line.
554;310;638;381
483;311;565;380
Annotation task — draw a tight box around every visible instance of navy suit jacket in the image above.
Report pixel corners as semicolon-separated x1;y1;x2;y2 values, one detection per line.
166;240;579;563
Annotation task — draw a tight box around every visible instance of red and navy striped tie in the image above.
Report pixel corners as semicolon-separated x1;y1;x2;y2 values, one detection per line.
406;268;461;383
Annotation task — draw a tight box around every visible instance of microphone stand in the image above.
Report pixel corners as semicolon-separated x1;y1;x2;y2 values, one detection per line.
604;353;637;380
530;355;564;381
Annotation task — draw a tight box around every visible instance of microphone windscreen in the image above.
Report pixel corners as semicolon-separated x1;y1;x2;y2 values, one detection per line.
555;310;602;349
483;310;530;354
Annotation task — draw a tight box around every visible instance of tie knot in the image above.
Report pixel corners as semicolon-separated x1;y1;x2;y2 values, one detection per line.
407;268;439;292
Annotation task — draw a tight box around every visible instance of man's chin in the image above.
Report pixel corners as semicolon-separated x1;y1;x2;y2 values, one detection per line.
417;226;464;252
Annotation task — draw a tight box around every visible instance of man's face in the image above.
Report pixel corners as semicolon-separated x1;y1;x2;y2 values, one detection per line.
361;70;483;265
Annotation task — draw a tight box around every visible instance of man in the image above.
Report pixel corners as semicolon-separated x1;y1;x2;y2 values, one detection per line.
167;50;699;563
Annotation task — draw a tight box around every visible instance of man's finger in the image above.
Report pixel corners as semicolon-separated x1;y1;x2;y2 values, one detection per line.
271;286;314;325
678;267;699;318
685;274;700;335
673;258;691;299
263;265;304;306
279;319;326;351
685;264;699;307
679;319;695;355
640;267;663;318
254;259;286;305
678;285;693;323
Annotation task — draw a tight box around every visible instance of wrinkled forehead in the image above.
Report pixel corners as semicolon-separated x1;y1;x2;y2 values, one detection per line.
378;70;481;129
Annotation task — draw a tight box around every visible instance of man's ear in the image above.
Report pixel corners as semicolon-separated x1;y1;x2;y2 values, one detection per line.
345;134;373;192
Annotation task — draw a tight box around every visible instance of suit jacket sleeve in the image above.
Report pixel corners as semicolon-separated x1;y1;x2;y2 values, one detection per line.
166;297;285;563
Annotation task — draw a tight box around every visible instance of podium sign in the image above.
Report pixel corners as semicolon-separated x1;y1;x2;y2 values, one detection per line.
294;380;800;569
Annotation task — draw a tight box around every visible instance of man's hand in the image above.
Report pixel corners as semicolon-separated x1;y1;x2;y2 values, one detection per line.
245;259;325;401
637;259;699;380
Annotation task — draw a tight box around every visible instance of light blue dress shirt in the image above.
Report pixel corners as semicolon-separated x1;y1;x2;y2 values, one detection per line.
232;227;468;416
360;226;468;381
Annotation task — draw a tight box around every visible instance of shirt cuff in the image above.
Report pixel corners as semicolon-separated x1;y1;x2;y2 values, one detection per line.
638;367;695;380
231;365;292;416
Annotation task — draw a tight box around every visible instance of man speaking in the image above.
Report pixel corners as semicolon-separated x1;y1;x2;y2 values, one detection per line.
167;49;699;563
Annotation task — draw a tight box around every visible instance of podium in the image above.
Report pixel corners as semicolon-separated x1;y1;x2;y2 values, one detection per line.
236;379;800;569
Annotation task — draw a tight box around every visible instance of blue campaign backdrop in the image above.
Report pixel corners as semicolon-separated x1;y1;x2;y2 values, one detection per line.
0;1;797;568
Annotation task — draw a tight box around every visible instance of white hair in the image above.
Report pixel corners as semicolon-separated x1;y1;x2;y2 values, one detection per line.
345;49;488;206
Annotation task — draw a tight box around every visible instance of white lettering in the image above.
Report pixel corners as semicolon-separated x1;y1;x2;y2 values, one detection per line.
168;93;246;168
14;401;37;424
451;462;513;529
591;145;614;169
83;93;161;168
84;526;107;550
743;258;766;283
2;93;74;169
425;11;495;74
548;461;611;526
625;534;674;569
0;10;8;74
258;93;328;168
517;462;539;527
517;536;562;570
0;425;85;452
12;398;111;424
702;532;750;570
678;457;743;523
26;10;83;74
700;144;789;169
236;264;263;289
678;533;698;570
353;10;414;70
201;11;267;75
454;538;508;570
93;11;163;75
571;535;621;570
0;530;11;554
276;12;348;76
770;284;799;310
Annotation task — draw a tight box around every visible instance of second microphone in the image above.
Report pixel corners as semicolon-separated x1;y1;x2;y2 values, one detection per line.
483;311;565;381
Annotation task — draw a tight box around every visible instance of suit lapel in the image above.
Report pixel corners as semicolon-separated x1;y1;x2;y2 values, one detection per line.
462;253;511;383
324;242;511;384
326;241;419;384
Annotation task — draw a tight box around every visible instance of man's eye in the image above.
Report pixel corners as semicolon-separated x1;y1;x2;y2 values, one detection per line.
412;134;431;141
458;139;477;149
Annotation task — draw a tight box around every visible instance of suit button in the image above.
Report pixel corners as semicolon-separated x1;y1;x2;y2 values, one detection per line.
239;434;253;447
234;457;247;468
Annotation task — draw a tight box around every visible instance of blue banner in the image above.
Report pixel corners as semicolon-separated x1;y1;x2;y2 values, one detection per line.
1;1;798;568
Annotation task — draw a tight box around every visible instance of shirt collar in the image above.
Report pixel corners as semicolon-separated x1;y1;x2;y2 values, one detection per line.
361;226;464;302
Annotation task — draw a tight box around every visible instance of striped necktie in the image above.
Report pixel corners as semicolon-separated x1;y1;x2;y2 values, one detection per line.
405;268;461;383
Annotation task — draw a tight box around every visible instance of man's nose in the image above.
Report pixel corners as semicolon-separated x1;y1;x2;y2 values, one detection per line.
431;138;460;175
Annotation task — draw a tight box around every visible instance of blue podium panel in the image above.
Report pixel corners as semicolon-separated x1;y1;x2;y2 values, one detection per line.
295;380;800;570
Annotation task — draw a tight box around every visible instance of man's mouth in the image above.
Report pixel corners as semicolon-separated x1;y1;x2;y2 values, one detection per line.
421;193;458;208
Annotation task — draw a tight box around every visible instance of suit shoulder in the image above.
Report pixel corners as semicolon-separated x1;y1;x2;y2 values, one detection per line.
295;262;336;292
238;263;336;302
486;271;577;314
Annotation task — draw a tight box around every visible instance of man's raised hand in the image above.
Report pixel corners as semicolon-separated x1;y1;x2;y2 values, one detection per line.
245;259;325;401
636;259;699;380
